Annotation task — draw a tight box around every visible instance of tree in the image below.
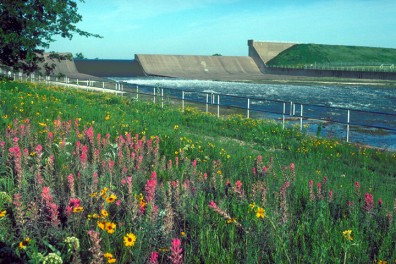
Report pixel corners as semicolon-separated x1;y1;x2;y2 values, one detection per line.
74;52;85;59
0;0;101;73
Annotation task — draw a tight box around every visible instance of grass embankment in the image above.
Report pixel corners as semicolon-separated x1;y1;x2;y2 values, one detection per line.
0;80;395;263
267;43;396;69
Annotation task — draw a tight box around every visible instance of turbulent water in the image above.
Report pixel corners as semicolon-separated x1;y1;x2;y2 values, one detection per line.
113;77;396;150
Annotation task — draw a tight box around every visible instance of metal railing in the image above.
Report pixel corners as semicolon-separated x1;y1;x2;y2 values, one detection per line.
1;68;395;149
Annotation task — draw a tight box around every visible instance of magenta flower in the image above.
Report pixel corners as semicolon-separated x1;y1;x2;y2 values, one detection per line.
169;238;183;264
208;200;217;209
365;193;374;212
149;251;159;264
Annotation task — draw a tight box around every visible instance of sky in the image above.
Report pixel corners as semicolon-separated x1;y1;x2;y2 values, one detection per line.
47;0;396;59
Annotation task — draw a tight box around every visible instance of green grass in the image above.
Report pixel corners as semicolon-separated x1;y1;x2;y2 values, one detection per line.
267;44;396;68
0;80;395;263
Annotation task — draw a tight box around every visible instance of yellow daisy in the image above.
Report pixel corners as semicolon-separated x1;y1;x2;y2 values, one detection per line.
105;222;116;234
123;233;137;247
106;194;117;203
256;207;265;219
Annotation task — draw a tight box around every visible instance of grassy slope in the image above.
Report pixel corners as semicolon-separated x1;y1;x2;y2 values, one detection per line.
267;44;396;66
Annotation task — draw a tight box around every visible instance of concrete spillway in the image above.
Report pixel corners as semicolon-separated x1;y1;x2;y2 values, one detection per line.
135;54;265;80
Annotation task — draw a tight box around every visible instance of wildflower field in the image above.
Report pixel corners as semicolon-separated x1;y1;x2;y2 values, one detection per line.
0;80;395;263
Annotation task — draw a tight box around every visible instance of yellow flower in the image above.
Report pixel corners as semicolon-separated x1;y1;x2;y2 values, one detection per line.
123;233;137;247
104;252;116;263
73;206;84;213
89;192;98;198
106;194;117;203
342;230;353;241
256;207;265;219
105;221;116;234
100;187;108;198
181;231;186;237
226;218;237;224
101;209;109;218
105;115;110;121
107;258;116;263
174;124;179;130
377;260;387;264
19;237;30;249
97;220;106;230
0;210;6;218
249;202;256;210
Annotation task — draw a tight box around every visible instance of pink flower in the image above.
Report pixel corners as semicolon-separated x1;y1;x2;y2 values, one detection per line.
262;166;268;174
365;193;374;212
378;198;383;206
145;171;157;204
208;200;217;209
35;144;43;154
149;251;159;264
235;180;242;190
290;163;295;171
309;180;314;188
169;238;183;264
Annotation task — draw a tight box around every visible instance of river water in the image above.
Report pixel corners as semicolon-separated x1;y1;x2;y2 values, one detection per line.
114;77;396;150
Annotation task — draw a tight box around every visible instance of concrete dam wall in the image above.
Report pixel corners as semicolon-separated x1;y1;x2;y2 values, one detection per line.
43;41;396;81
135;54;264;80
74;59;144;77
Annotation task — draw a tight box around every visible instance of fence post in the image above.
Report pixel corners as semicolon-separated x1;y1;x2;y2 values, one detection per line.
300;104;303;131
182;91;185;112
206;94;209;113
136;85;139;100
346;110;350;142
247;98;250;118
282;102;286;129
217;95;220;118
290;101;293;116
161;88;164;108
153;88;156;103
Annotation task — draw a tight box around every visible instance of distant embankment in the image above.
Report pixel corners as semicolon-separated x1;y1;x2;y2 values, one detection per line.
74;59;144;77
135;54;264;80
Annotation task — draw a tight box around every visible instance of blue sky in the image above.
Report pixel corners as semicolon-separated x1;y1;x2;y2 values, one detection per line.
47;0;396;59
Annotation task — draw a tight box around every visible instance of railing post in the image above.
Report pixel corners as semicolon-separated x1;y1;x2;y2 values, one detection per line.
300;104;303;131
153;88;156;103
282;102;286;129
182;91;185;112
290;101;293;116
247;98;250;118
206;94;209;113
217;95;220;118
136;85;139;100
347;110;350;142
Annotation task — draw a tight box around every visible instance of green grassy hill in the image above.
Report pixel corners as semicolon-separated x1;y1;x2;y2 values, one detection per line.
267;44;396;67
